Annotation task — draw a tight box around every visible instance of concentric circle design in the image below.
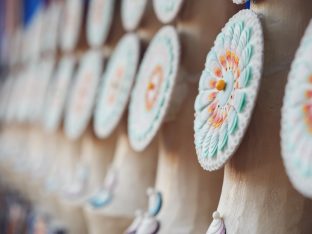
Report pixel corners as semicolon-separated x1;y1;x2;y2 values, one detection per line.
87;0;114;47
281;20;312;198
153;0;184;23
41;1;62;54
43;56;76;133
121;0;147;31
128;26;180;151
60;0;83;52
194;10;263;171
94;34;140;138
64;50;103;140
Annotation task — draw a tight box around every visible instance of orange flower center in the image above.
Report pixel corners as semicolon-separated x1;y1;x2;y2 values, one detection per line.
145;65;164;111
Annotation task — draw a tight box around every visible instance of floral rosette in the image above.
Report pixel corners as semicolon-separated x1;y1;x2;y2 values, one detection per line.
194;10;263;171
64;50;103;140
281;20;312;198
87;0;114;47
121;0;148;31
128;26;180;151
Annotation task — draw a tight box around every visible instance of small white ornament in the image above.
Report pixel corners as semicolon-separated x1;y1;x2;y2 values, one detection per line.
194;10;264;171
128;26;180;151
87;0;115;47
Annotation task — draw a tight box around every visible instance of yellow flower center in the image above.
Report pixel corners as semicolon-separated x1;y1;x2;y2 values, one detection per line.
216;79;226;91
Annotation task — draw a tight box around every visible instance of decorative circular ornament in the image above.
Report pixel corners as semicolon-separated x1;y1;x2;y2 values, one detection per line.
153;0;184;24
121;0;148;31
281;20;312;198
147;188;162;217
128;26;180;151
194;10;263;171
87;0;114;47
94;34;140;138
43;56;76;133
64;50;103;140
60;0;83;51
41;1;62;54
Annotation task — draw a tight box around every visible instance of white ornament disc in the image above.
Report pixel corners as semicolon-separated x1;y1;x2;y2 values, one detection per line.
41;1;62;54
64;50;103;140
60;0;83;52
87;0;114;47
194;10;263;171
31;57;56;121
128;26;180;151
281;20;312;198
94;34;140;138
153;0;184;23
43;56;76;133
121;0;148;31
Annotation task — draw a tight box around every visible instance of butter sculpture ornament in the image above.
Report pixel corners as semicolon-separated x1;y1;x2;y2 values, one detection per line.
281;20;312;198
87;0;115;47
125;188;162;234
121;0;148;31
60;0;83;51
153;0;184;23
43;56;76;132
194;10;264;171
206;211;226;234
64;50;103;140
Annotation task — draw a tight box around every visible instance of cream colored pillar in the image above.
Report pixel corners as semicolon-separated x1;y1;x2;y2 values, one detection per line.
84;121;158;234
155;86;223;234
216;1;312;233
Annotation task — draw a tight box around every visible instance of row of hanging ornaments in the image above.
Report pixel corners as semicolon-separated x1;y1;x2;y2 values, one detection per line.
1;0;312;233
